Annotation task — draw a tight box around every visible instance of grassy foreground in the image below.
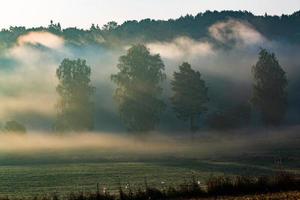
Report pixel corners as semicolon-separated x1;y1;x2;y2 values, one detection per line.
0;153;298;197
0;172;299;200
0;131;299;198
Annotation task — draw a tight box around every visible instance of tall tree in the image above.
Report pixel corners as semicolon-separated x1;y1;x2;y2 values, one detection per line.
102;21;118;31
111;44;166;133
55;59;95;132
251;49;288;126
171;62;209;132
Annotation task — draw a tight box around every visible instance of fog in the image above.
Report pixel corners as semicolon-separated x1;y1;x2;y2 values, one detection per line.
0;19;300;131
0;126;299;162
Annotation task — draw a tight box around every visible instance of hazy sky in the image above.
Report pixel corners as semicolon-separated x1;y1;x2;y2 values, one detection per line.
0;0;299;29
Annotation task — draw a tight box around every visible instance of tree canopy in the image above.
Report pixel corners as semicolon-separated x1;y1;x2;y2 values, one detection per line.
111;44;166;133
251;49;288;126
1;10;300;48
55;58;95;132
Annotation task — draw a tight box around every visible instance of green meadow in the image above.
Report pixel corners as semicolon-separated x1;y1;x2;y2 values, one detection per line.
0;134;299;198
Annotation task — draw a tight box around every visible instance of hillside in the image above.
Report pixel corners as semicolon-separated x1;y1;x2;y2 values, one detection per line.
1;10;300;49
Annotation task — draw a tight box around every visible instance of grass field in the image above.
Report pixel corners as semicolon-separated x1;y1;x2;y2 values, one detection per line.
0;130;299;198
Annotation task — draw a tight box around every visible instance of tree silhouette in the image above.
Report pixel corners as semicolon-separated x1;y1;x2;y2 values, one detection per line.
48;20;62;34
55;58;95;132
102;21;118;31
1;11;300;49
251;49;288;126
171;62;209;132
111;44;166;133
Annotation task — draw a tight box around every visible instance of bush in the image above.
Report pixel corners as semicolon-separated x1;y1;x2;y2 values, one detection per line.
4;120;26;133
207;171;300;196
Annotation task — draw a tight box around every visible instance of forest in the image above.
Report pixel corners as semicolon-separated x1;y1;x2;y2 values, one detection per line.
1;10;300;47
0;10;299;133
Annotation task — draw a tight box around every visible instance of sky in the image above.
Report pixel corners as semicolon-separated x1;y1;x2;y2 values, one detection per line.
0;0;299;29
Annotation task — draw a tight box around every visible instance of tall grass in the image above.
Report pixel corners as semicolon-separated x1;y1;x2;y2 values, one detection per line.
207;171;300;196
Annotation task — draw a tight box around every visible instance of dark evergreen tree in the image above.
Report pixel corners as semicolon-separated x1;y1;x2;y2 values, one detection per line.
251;49;288;126
171;62;209;131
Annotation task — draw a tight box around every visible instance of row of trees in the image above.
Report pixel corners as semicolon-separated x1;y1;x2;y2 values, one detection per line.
54;44;288;133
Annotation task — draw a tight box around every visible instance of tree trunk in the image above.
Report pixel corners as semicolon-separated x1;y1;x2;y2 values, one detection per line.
190;115;197;139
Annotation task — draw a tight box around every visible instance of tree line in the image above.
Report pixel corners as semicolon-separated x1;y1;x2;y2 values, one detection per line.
52;45;287;134
1;10;300;50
